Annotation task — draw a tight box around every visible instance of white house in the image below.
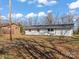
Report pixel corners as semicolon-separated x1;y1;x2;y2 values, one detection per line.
25;24;74;36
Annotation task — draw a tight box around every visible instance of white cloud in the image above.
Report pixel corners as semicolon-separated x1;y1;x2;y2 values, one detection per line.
16;13;23;18
69;0;79;9
1;16;7;19
25;12;47;18
18;0;57;6
38;0;48;5
47;10;52;13
48;1;57;5
25;12;37;18
12;13;23;19
37;0;57;6
50;0;57;4
28;0;36;4
38;12;47;16
37;4;43;7
18;0;27;2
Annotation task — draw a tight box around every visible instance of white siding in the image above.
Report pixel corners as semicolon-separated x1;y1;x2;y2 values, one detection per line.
25;29;48;35
25;29;73;36
54;29;73;36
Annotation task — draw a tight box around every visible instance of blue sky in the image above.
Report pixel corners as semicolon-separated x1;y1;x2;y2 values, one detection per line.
0;0;79;19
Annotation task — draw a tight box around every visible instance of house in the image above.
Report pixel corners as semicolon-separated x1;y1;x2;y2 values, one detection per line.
1;23;20;35
25;24;74;36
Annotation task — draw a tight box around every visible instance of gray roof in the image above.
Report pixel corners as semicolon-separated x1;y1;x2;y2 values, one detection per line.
25;24;74;30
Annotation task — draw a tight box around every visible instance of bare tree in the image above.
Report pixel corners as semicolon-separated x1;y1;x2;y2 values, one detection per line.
44;12;54;25
74;16;79;34
47;11;53;25
77;17;79;29
61;13;74;24
33;16;38;25
28;17;32;26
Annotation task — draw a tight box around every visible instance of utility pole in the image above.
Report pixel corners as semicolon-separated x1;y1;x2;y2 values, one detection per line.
9;0;12;41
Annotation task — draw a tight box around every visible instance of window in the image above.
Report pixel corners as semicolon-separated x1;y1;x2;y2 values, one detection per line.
51;29;54;31
48;28;54;31
48;28;50;31
29;29;31;31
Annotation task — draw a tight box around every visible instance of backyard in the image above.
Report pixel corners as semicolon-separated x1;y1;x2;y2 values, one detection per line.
0;35;79;59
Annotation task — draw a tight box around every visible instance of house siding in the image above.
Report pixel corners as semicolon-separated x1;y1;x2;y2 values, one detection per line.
25;29;73;36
